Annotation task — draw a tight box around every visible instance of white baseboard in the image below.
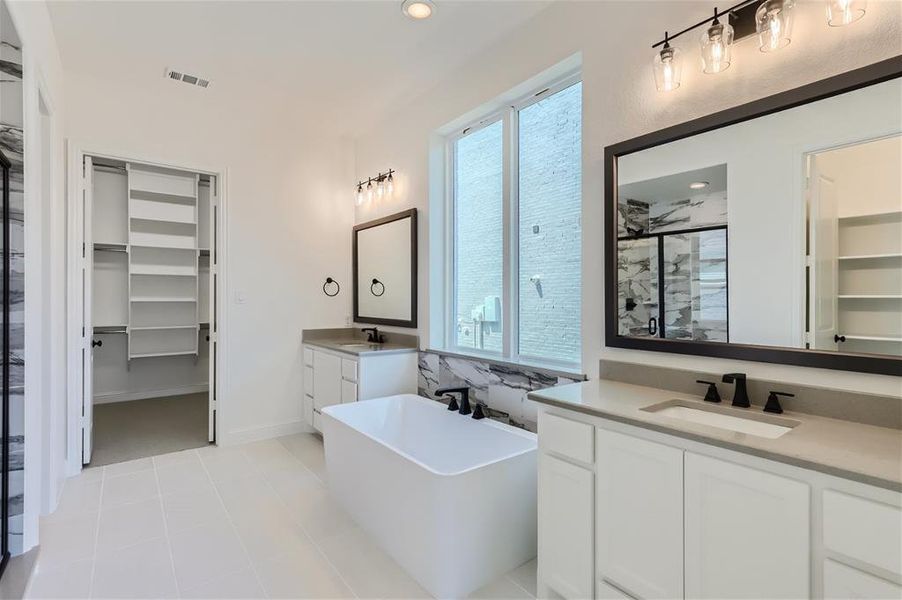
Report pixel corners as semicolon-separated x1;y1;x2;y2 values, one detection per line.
93;384;210;405
219;420;307;446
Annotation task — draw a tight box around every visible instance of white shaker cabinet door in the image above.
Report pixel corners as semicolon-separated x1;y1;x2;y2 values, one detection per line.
823;559;902;599
596;429;683;600
312;350;342;411
539;453;594;600
685;452;810;600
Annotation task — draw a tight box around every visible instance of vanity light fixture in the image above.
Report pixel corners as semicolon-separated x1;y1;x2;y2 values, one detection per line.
653;32;683;92
402;0;435;20
756;0;794;52
699;8;734;74
689;181;710;189
826;0;866;26
355;170;396;205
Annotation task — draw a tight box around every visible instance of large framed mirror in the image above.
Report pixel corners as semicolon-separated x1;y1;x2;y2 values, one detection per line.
605;57;902;376
353;208;418;328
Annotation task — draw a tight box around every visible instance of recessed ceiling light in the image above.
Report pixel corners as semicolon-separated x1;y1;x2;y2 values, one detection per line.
689;181;709;190
402;0;435;20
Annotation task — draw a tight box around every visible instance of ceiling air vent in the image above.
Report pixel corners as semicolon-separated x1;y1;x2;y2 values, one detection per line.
165;68;212;89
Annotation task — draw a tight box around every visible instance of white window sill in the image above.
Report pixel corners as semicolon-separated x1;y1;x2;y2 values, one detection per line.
424;347;586;381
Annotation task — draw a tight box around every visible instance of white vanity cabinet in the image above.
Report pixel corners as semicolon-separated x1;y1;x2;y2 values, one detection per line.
302;344;417;432
684;452;810;599
537;405;902;600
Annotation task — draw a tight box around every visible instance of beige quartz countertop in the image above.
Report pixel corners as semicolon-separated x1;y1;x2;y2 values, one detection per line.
528;379;902;492
303;339;417;357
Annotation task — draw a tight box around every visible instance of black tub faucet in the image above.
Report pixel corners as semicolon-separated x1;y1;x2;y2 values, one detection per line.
722;373;750;408
435;387;471;415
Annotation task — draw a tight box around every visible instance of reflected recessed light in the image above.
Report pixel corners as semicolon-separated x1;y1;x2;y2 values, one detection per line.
689;181;709;190
402;0;435;20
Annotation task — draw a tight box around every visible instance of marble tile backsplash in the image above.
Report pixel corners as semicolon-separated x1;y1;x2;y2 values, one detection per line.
418;350;584;432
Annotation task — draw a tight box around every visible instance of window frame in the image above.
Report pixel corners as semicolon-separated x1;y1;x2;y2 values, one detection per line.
445;72;582;369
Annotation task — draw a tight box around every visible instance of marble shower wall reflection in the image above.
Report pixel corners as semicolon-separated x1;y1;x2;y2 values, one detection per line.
0;1;24;555
417;351;583;432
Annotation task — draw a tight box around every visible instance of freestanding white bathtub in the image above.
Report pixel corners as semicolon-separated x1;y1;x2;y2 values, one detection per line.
322;394;537;599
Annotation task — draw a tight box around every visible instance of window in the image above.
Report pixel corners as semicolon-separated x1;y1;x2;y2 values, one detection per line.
449;78;582;367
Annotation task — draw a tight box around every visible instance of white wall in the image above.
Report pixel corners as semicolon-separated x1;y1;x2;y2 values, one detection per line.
64;70;355;446
352;0;902;396
5;0;68;551
817;134;902;218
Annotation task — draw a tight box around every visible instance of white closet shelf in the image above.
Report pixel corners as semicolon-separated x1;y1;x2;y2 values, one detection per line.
838;210;902;223
130;297;197;303
130;267;197;277
837;294;902;299
128;189;196;204
94;242;128;251
130;325;197;331
130;243;198;251
130;214;197;226
838;253;902;260
129;351;198;359
841;334;902;342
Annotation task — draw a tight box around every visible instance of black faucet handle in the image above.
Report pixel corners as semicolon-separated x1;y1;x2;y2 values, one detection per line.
764;391;794;414
472;402;486;420
696;380;721;403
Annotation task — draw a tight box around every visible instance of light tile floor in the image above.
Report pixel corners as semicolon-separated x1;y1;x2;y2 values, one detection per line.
25;434;537;600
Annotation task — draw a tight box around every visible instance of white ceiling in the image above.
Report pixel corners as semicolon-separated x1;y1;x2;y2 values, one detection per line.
47;0;553;135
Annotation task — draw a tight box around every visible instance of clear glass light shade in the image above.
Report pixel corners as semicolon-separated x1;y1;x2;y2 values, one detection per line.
386;174;394;195
756;0;794;52
653;44;683;92
376;179;385;198
827;0;866;26
366;181;374;202
699;20;734;74
356;186;364;206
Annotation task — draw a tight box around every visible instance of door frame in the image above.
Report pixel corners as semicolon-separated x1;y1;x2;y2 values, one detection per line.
65;142;229;476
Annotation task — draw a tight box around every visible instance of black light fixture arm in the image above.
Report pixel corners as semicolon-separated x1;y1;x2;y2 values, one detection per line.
651;0;757;48
356;169;395;189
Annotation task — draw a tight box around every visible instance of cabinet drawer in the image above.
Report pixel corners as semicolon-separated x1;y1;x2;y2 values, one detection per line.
303;366;314;396
341;358;358;382
341;379;357;404
823;489;902;576
824;559;902;599
539;412;594;464
303;347;314;367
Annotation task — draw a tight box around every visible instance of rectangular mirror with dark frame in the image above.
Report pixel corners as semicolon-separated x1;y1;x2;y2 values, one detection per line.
605;57;902;376
353;208;418;328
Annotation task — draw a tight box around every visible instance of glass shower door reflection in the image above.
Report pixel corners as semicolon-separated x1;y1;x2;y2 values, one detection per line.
662;229;728;342
617;238;660;337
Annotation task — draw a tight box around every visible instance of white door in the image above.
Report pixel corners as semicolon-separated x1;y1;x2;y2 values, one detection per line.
81;156;95;464
809;157;839;350
823;559;902;599
207;176;218;442
596;429;683;600
312;350;341;410
538;453;594;599
685;452;810;599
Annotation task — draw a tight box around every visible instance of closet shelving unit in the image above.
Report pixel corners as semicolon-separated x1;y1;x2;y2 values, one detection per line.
126;164;201;361
835;210;902;355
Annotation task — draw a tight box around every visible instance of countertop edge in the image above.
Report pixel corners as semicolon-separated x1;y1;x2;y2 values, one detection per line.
529;392;902;493
303;339;418;357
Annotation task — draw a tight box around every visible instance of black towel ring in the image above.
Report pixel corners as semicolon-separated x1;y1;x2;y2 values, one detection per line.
322;277;340;297
370;278;385;297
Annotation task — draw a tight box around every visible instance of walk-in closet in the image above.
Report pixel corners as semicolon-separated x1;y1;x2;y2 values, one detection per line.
85;156;218;466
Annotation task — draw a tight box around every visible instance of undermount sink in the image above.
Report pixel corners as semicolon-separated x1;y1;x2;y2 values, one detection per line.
642;400;800;439
338;342;381;349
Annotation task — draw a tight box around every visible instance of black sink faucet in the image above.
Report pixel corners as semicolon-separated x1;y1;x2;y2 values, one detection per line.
361;327;384;343
722;373;750;408
435;387;472;416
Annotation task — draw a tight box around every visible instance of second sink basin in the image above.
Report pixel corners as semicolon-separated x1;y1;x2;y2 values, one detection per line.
642;400;800;439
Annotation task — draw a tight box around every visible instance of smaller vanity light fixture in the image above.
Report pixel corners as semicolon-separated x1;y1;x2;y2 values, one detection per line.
689;181;710;189
826;0;866;26
699;8;734;74
756;0;794;52
355;170;396;205
653;32;683;92
402;0;435;20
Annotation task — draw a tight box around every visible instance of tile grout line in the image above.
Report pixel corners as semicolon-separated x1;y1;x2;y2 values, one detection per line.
262;437;360;599
195;446;271;598
150;453;182;599
87;466;106;599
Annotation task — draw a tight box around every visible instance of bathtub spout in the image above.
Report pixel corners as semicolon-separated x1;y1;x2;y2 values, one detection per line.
435;387;471;416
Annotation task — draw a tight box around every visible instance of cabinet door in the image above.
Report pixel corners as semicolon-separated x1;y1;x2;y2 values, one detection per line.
341;379;357;404
685;453;810;599
597;429;683;600
539;453;594;600
312;351;342;411
823;559;902;599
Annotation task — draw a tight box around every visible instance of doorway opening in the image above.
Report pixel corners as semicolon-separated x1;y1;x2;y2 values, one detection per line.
78;154;220;467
